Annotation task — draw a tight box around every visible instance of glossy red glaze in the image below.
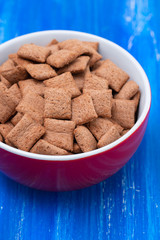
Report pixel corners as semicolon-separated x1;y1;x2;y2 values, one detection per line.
0;111;149;191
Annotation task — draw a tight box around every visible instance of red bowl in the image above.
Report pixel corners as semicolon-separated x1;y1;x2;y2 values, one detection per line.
0;31;151;191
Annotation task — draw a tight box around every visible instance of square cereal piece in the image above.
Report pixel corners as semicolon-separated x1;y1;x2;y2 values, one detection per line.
74;126;97;152
59;39;84;49
43;118;75;151
0;75;12;88
44;72;81;98
83;89;112;118
30;139;68;155
58;39;88;56
0;133;2;142
8;84;22;105
0;122;14;140
87;117;114;140
95;59;129;92
18;79;45;97
11;112;23;126
44;88;71;119
9;53;32;67
57;56;90;75
0;82;18;123
115;80;139;100
0;59;15;73
1;65;29;84
6;114;45;151
112;99;136;129
26;63;57;80
47;49;77;68
44;118;75;133
83;73;108;90
73;143;82;154
97;126;120;148
16;92;44;124
17;44;50;63
72;93;98;125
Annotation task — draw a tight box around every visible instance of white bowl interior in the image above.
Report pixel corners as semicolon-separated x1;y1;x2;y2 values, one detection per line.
0;30;151;161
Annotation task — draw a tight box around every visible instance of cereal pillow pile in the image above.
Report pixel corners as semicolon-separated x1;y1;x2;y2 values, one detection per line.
0;39;140;155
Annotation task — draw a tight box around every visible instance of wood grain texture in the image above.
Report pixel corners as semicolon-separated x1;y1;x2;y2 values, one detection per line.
0;0;160;239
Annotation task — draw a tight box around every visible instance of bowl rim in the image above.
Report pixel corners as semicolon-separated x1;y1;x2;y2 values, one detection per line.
0;30;151;161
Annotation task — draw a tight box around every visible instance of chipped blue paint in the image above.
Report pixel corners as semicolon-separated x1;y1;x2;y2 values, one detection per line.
0;0;159;239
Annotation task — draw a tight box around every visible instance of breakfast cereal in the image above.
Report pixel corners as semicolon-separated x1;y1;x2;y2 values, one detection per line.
31;139;69;155
44;88;72;119
43;118;75;151
16;91;44;124
26;63;57;80
97;126;120;148
0;38;141;155
44;72;81;98
1;65;29;84
74;125;97;152
6;114;45;151
72;93;98;125
95;59;129;92
18;43;50;62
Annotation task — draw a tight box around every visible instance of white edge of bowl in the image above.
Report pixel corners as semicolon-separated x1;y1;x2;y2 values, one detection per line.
0;30;151;161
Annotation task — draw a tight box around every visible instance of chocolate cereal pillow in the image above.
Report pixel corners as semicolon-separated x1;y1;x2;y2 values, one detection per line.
0;39;140;155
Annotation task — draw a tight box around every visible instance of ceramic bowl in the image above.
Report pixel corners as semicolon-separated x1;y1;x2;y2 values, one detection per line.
0;30;151;191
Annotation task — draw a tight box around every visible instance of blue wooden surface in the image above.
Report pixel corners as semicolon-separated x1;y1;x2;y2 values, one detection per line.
0;0;159;239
